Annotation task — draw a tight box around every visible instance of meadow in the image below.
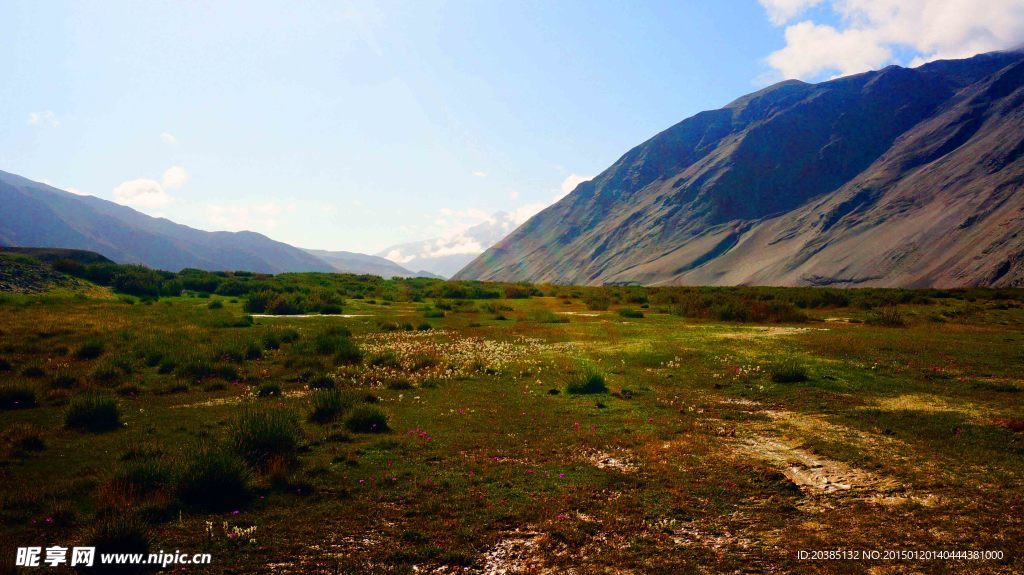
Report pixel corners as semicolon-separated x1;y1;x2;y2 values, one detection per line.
1;256;1023;573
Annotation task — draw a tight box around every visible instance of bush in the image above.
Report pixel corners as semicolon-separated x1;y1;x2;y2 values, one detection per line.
0;382;37;409
345;405;389;433
2;422;45;455
308;374;336;389
769;359;809;383
76;340;106;360
86;514;151;568
527;309;568;323
368;351;401;369
312;326;353;354
230;406;302;469
257;382;281;397
208;300;224;309
309;389;356;423
618;309;644;318
866;305;906;327
176;447;252;511
333;339;364;366
566;367;608;394
112;457;173;496
320;303;343;315
65;393;121;432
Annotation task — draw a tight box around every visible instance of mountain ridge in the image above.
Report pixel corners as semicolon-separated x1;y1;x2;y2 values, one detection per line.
0;170;426;277
455;50;1024;287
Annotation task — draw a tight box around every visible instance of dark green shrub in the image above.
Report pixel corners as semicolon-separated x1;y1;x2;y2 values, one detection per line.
230;406;302;469
417;323;433;331
207;300;224;309
345;405;389;433
176;447;252;511
566;367;608;394
333;339;364;366
310;389;356;423
86;513;151;567
257;382;281;397
769;359;808;383
0;382;37;409
76;340;106;360
65;393;121;432
368;351;401;369
21;366;45;378
617;309;644;318
320;304;343;315
866;305;906;327
113;457;173;496
308;374;336;389
2;422;45;454
312;326;353;354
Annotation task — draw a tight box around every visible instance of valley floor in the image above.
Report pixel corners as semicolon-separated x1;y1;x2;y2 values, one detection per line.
1;292;1022;574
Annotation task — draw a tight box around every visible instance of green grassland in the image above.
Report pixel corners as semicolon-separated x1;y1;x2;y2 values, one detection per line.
1;259;1023;573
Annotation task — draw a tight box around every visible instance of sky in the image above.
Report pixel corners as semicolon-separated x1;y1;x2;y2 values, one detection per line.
2;0;1022;257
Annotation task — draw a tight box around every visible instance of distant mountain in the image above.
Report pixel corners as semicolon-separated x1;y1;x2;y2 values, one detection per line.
304;248;440;278
0;170;423;277
379;211;525;278
456;51;1024;288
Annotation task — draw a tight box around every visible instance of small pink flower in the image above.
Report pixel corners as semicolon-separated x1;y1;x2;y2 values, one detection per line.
559;473;565;478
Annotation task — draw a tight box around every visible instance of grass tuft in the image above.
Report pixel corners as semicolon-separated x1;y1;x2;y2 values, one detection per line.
176;447;252;511
65;393;121;432
230;405;302;469
345;405;390;433
769;359;809;383
0;382;37;409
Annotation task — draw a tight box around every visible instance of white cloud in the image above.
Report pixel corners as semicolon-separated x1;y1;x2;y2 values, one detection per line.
66;187;87;196
207;201;295;232
472;170;487;178
28;111;59;128
162;166;189;189
558;173;591;199
759;0;824;25
112;179;174;210
160;132;178;145
761;0;1024;81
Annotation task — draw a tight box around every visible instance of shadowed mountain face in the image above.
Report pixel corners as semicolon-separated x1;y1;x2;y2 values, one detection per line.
0;171;420;276
456;51;1024;288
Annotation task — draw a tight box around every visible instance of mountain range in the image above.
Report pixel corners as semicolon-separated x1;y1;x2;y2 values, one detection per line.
0;170;435;277
377;211;527;278
455;51;1024;287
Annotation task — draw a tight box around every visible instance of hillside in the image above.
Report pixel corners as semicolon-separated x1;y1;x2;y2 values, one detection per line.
0;171;422;276
305;248;441;279
455;51;1024;287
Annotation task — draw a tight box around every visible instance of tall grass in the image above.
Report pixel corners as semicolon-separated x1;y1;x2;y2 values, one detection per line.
566;367;608;394
230;406;302;469
64;393;121;432
176;447;252;511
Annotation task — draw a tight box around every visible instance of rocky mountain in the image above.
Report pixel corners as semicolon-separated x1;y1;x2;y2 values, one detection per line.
378;211;525;278
455;51;1024;287
0;170;423;276
304;248;441;278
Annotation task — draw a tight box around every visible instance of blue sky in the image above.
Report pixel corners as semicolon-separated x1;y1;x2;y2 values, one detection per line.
3;0;1022;255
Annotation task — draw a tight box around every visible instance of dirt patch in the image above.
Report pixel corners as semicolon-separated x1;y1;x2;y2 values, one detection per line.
171;389;310;409
585;450;638;473
482;530;550;575
717;326;824;340
739;436;899;495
